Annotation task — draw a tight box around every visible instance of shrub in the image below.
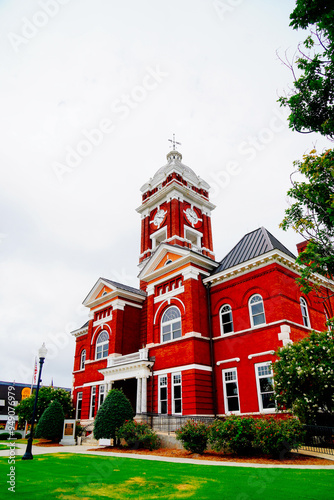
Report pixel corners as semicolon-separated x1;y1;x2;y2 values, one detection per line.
175;420;208;454
35;400;64;442
253;416;305;458
75;422;84;438
117;420;160;450
209;416;256;456
13;431;22;439
0;433;10;440
93;389;134;443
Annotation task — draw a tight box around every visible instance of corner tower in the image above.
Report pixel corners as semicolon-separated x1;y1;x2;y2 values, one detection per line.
137;145;215;266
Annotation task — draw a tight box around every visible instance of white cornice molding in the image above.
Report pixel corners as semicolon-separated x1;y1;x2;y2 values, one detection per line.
217;357;240;366
83;278;146;309
153;363;212;376
136;182;215;215
71;326;89;338
154;286;185;303
204;249;334;291
248;350;275;360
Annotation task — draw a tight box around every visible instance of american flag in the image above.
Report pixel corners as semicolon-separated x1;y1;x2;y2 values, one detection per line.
33;357;38;385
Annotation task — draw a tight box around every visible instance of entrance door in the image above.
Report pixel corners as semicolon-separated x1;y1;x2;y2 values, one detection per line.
113;379;137;413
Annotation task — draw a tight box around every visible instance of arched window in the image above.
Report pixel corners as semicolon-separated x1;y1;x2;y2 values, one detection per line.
80;349;86;370
220;304;234;334
95;330;109;359
161;306;181;342
300;297;310;327
249;294;266;327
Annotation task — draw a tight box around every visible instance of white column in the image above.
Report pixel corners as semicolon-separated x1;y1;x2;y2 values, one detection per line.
136;377;142;414
141;377;147;413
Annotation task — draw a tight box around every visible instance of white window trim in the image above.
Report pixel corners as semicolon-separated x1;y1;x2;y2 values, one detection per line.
183;225;202;250
98;384;105;408
158;374;168;414
222;367;240;414
255;361;275;413
172;372;182;415
95;330;109;360
219;304;234;335
76;392;83;420
249;294;266;328
161;306;182;343
300;297;310;328
90;386;96;419
151;226;167;250
80;349;86;370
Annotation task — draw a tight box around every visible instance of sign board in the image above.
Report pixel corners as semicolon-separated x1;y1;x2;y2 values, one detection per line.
59;419;76;446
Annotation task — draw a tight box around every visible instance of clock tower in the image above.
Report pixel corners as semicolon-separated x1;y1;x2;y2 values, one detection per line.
137;146;215;266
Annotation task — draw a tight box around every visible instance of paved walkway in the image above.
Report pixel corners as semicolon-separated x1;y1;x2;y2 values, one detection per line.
1;443;333;469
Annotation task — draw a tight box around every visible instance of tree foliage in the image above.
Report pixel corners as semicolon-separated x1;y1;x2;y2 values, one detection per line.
273;327;334;424
93;389;133;442
278;0;334;139
280;148;334;314
35;400;64;442
15;386;74;426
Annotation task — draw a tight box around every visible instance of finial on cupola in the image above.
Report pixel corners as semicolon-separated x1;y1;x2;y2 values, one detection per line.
167;133;182;162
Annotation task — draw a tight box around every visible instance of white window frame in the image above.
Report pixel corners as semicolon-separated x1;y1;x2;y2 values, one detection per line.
95;330;109;359
172;373;182;414
220;304;234;334
98;385;105;408
151;226;167;250
76;392;82;420
249;294;266;328
300;297;310;327
255;362;275;413
80;349;86;370
184;225;202;251
158;375;168;414
90;386;96;419
161;306;182;343
222;368;240;414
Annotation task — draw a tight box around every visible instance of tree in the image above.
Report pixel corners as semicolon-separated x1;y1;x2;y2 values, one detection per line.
35;400;64;442
280;148;334;316
15;386;74;427
273;327;334;424
278;0;334;139
93;389;133;443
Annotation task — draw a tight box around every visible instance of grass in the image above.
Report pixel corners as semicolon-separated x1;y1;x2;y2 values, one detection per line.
0;453;333;499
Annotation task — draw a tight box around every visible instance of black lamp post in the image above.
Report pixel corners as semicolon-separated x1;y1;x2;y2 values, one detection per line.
22;343;47;460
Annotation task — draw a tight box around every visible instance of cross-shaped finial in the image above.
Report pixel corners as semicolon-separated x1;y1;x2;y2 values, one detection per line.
168;133;181;151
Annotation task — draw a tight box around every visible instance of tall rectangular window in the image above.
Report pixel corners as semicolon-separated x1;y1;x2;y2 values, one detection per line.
159;375;167;414
255;362;275;412
223;368;240;413
172;373;182;414
90;386;96;418
76;392;82;420
99;385;105;408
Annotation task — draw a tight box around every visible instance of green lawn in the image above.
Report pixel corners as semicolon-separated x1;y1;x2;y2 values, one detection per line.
0;453;333;499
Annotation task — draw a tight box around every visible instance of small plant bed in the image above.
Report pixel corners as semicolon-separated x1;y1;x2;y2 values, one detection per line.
34;439;64;447
88;446;334;465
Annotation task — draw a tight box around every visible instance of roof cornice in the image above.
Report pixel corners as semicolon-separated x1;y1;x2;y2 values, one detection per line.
204;249;334;290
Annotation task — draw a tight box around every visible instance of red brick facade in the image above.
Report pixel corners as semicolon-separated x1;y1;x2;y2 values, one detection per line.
71;149;333;425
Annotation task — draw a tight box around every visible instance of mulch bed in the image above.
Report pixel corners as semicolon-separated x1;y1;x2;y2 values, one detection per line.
87;446;334;465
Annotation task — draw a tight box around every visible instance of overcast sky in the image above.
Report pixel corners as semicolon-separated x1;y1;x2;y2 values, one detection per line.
1;0;329;389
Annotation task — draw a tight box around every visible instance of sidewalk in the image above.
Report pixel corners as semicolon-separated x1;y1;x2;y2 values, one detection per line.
1;443;333;469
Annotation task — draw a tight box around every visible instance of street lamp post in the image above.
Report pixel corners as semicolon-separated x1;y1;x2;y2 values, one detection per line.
22;343;48;460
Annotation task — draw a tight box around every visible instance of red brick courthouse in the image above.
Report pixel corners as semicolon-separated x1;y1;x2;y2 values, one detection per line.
71;147;333;427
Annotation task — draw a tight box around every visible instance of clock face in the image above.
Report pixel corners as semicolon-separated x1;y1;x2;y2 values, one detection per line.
185;208;198;225
153;209;166;227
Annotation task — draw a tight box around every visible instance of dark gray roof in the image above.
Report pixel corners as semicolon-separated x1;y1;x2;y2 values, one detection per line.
212;227;296;275
101;278;146;296
79;321;89;329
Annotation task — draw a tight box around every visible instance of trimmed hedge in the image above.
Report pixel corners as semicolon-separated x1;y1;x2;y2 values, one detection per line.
93;389;134;442
176;420;209;454
117;420;160;450
176;416;305;458
35;400;64;442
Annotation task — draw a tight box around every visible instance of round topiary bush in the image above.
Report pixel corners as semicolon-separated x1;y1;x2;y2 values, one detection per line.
176;420;209;454
93;389;134;443
35;400;64;442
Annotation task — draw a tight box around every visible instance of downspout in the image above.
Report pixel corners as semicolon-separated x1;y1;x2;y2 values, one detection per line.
205;281;217;418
